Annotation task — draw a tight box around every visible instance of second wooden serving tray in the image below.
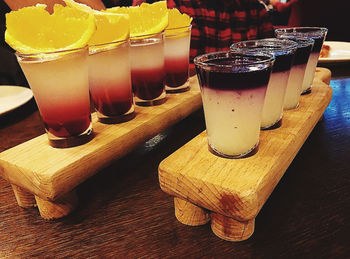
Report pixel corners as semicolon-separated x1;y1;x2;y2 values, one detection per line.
159;68;332;241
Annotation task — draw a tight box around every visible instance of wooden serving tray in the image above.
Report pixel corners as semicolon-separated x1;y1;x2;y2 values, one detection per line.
158;68;332;241
0;75;201;219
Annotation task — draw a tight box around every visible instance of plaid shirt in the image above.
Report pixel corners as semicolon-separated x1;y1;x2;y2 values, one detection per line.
167;0;274;61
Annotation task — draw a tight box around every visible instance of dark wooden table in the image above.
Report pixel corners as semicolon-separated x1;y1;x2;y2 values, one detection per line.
0;63;349;258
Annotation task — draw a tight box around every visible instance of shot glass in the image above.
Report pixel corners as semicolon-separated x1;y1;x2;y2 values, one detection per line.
194;51;274;158
280;37;314;110
88;39;135;123
275;27;328;94
16;47;93;148
231;38;298;129
130;32;166;106
164;25;192;93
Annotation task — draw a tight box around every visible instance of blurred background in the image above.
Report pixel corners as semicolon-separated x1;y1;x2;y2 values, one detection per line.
1;0;350;87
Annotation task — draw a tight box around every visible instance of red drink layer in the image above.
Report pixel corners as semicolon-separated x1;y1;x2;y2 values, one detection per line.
40;102;91;138
132;67;165;100
165;56;189;87
90;83;133;116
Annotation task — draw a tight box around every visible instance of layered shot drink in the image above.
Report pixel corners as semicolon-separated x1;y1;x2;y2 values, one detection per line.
275;27;328;94
194;51;274;158
130;32;166;106
231;39;297;129
88;40;134;123
16;47;93;148
281;37;314;109
164;25;191;93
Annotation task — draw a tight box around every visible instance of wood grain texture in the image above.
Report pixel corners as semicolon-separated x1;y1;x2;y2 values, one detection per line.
210;212;254;242
35;190;78;220
314;67;331;85
11;184;36;208
0;66;349;258
174;197;210;226
159;68;332;221
0;76;201;201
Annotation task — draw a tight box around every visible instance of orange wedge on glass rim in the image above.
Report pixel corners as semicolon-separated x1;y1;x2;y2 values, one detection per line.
64;0;130;48
166;8;192;36
5;4;96;54
105;1;168;38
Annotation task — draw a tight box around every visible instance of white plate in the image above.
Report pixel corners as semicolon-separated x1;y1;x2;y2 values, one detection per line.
0;86;33;116
318;41;350;63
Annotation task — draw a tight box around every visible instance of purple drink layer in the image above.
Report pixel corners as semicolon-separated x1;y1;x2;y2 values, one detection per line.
310;36;324;53
273;53;294;73
196;58;271;91
293;43;313;65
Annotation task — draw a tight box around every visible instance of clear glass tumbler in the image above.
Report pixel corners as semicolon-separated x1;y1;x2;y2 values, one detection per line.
130;31;166;106
231;38;298;129
194;51;274;158
280;37;314;110
88;39;135;123
275;27;328;94
164;25;192;93
16;47;93;148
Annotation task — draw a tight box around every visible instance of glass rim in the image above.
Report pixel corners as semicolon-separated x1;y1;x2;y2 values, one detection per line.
165;24;192;32
194;50;275;68
130;30;164;40
275;27;328;36
230;38;298;52
276;36;315;47
88;38;129;49
15;45;88;58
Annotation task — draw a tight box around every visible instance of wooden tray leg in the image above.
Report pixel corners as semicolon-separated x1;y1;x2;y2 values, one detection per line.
210;212;254;241
11;184;36;208
174;197;210;226
35;190;78;220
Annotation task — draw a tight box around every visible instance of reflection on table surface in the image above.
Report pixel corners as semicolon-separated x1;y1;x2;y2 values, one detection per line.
0;63;349;258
